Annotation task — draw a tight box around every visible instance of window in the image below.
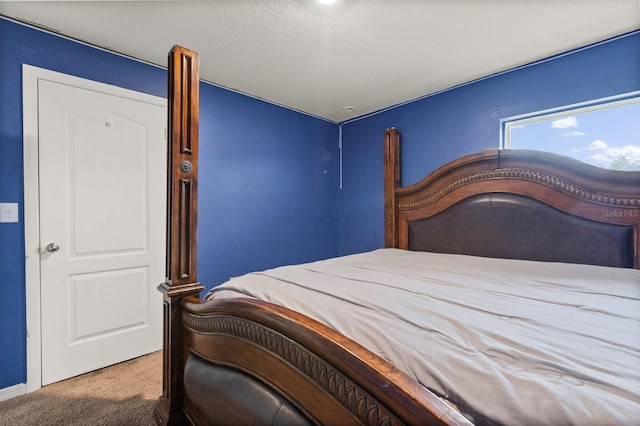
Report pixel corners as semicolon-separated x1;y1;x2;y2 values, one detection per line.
502;93;640;171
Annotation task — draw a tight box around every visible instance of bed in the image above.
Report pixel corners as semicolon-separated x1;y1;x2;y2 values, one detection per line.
154;46;640;425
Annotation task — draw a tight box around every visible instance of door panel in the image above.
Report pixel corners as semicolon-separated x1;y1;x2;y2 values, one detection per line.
38;78;166;385
72;111;148;254
71;267;148;340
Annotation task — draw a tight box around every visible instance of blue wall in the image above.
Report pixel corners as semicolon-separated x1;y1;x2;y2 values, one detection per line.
198;83;339;287
0;18;339;390
338;31;640;255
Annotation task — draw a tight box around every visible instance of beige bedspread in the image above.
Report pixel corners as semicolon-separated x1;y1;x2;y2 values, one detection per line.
205;249;640;425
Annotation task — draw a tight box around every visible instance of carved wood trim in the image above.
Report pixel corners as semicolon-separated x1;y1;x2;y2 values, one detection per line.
387;139;639;268
398;168;640;210
183;312;401;425
384;128;401;248
178;179;193;279
155;45;204;426
155;283;205;426
166;45;200;286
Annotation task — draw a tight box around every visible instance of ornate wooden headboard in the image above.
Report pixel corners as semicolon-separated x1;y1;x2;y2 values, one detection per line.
384;128;640;269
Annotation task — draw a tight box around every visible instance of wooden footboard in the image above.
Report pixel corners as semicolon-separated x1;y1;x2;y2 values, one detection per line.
180;297;472;425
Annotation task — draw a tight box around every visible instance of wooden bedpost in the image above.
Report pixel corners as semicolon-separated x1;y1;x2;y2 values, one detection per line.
384;128;401;248
154;45;204;426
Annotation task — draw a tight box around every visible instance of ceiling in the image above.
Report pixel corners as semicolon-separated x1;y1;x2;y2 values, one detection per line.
1;1;638;122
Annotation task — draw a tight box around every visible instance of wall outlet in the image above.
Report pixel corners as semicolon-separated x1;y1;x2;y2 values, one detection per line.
0;203;19;223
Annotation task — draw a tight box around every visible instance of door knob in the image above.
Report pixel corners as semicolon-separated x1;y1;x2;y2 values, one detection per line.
45;242;60;253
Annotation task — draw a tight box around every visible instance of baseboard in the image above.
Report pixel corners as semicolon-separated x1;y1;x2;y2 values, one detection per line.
0;383;27;402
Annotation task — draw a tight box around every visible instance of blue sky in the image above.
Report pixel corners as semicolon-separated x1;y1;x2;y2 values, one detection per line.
508;99;640;171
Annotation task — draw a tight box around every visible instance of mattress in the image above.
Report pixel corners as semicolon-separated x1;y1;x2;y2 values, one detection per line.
205;248;640;425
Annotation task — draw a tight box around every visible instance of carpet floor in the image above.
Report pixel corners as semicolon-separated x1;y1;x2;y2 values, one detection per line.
0;350;162;426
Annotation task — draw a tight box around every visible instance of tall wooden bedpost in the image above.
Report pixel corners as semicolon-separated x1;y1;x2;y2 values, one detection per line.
154;45;204;426
384;128;401;248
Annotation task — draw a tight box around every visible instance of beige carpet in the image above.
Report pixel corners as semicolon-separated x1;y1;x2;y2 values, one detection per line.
0;351;162;426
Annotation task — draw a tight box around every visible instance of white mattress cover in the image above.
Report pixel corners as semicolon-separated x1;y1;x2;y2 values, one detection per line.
206;249;640;425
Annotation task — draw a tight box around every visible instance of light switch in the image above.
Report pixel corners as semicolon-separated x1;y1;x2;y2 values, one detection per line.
0;203;19;223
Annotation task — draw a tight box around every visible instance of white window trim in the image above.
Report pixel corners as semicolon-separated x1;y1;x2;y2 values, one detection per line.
501;91;640;150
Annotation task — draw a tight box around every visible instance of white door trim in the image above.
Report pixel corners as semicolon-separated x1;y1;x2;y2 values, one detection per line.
22;65;166;393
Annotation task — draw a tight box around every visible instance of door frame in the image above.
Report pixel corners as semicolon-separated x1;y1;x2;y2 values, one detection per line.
22;65;166;392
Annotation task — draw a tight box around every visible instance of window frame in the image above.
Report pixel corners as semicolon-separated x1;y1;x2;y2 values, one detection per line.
500;91;640;170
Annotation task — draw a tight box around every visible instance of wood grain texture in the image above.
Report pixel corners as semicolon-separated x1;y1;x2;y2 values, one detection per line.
155;45;204;426
384;128;401;248
385;141;640;268
166;45;200;285
182;297;471;425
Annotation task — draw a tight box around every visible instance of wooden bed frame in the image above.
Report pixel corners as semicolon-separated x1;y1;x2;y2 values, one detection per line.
154;46;640;425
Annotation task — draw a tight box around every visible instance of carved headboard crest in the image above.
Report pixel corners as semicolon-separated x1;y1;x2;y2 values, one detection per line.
397;168;640;210
383;128;640;269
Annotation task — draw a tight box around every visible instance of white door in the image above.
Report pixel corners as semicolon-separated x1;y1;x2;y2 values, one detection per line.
37;78;166;385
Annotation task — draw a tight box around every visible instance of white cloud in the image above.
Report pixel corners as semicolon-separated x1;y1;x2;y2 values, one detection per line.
589;145;640;169
551;116;578;129
586;140;607;150
563;131;586;137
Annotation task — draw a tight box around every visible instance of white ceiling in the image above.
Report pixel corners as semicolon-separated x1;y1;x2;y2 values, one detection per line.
2;1;639;122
